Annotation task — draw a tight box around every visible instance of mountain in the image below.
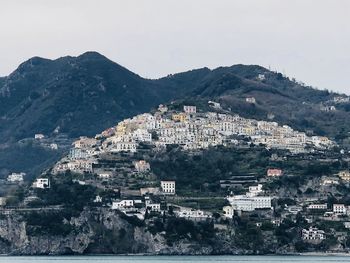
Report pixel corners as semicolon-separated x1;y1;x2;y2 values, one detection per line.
1;52;350;178
0;52;186;141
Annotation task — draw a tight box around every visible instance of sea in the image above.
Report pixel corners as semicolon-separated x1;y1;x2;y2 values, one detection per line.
0;255;350;263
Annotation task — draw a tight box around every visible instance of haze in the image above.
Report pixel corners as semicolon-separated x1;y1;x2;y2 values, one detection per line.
0;0;349;93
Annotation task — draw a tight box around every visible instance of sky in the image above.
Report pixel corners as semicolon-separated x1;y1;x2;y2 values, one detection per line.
0;0;349;93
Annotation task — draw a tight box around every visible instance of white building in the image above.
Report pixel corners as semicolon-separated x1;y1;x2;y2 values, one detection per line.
146;203;161;212
223;206;234;218
227;195;272;211
333;204;347;214
161;180;176;195
134;160;151;172
308;204;327;210
176;208;211;219
112;200;134;209
302;227;325;241
183;105;197;114
50;143;58;150
7;172;25;182
32;178;50;189
35;134;45;140
247;184;263;197
245;97;256;104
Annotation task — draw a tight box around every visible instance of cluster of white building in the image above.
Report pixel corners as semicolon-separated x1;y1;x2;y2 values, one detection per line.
96;105;334;155
7;172;26;182
51;104;335;175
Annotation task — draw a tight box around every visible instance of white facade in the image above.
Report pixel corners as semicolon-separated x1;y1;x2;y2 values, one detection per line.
302;227;325;241
227;195;272;211
112;200;134;209
223;206;234;218
7;172;25;182
183;105;197;114
35;134;45;140
32;178;50;189
308;204;327;210
146;203;161;212
176;209;211;219
333;204;347;214
161;181;176;195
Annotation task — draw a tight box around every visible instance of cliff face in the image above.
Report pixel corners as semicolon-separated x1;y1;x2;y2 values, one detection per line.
0;207;285;255
1;207;344;255
0;208;221;255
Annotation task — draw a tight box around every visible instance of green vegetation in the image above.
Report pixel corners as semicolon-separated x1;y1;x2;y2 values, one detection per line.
24;210;75;236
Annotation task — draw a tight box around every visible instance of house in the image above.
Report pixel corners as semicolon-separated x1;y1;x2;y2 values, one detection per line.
161;181;176;195
35;134;45;140
146;203;161;212
7;172;25;182
140;187;160;196
134;160;151;173
74;136;97;148
223;206;234;218
98;172;112;179
245;97;256;104
257;74;266;81
267;168;283;177
176;208;211;220
183;105;197;114
172;113;189;122
247;184;263;197
308;204;327;210
320;105;336;112
333;204;347;214
50;143;58;150
32;178;50;189
69;148;88;160
302;227;325;242
112;200;134;209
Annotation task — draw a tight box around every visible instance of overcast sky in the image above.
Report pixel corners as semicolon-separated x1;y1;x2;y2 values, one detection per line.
0;0;349;93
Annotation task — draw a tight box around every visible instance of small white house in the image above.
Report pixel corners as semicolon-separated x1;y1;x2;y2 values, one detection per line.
161;181;176;195
35;134;45;140
223;206;234;218
32;178;50;189
245;97;256;104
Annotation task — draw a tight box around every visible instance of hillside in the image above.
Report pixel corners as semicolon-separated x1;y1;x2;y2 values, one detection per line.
157;65;350;142
1;52;350;179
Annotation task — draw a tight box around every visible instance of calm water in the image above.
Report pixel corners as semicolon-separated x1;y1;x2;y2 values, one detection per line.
1;256;350;263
